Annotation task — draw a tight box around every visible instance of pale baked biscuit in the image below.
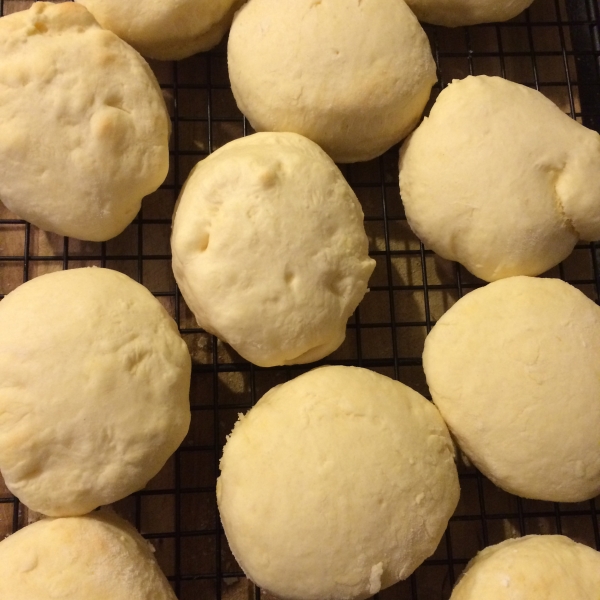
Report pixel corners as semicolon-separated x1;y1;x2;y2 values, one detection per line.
0;268;191;516
423;276;600;502
0;512;177;600
0;2;170;241
77;0;245;60
217;366;460;600
405;0;534;27
451;536;600;599
228;0;437;163
171;132;375;367
399;76;600;282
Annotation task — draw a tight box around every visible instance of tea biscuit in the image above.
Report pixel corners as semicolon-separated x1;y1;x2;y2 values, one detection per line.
77;0;245;60
217;366;460;600
451;536;600;599
405;0;534;27
423;276;600;502
171;132;375;367
0;268;191;516
228;0;436;163
0;2;170;241
0;512;177;600
400;76;600;281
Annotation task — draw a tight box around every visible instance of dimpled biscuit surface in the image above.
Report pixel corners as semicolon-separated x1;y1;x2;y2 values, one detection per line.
0;2;170;241
171;132;375;367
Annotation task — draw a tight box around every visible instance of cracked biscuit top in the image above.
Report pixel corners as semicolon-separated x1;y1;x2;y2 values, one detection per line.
399;75;600;282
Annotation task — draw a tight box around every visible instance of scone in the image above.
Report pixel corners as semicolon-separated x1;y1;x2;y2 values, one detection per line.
228;0;437;163
450;536;600;599
399;76;600;281
77;0;246;60
171;132;375;367
423;276;600;502
0;512;177;600
405;0;535;27
0;2;170;241
0;267;191;516
217;366;460;600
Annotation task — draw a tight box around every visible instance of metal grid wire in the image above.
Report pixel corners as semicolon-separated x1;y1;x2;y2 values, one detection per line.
1;0;600;598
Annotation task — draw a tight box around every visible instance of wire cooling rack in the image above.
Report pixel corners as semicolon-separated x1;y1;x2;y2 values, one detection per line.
1;0;600;598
